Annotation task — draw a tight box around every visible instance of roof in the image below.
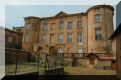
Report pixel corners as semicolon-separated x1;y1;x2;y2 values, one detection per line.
24;16;41;20
5;28;22;35
13;26;23;29
41;11;84;19
109;23;121;39
86;5;114;13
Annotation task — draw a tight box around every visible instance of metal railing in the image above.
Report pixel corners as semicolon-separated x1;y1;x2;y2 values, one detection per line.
56;53;113;59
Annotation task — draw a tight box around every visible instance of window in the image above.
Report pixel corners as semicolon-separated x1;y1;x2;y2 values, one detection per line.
58;33;64;44
67;22;73;29
8;36;12;42
77;21;82;29
25;33;30;43
43;22;48;31
58;48;64;53
26;24;31;30
59;22;64;30
43;34;48;43
68;33;73;44
95;28;102;40
50;23;55;30
95;14;101;23
78;32;83;45
50;34;54;44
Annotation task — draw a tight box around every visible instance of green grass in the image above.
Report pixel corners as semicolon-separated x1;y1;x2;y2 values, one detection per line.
5;63;44;75
64;66;116;75
6;63;116;75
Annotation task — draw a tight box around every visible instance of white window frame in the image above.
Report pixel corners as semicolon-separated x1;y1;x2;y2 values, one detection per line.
58;33;64;44
78;32;83;45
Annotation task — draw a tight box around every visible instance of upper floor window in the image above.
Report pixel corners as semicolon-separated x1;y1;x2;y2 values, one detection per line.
50;23;55;31
32;23;38;31
78;32;83;45
58;33;64;44
95;28;102;40
77;21;82;29
67;22;73;29
42;34;48;43
26;24;31;30
95;14;101;23
43;23;48;31
25;33;30;43
68;33;73;44
59;22;64;30
50;34;54;44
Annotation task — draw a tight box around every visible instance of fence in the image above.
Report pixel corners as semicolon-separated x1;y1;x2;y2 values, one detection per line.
5;50;64;75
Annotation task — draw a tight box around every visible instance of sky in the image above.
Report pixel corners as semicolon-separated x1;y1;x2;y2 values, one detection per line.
0;0;120;29
5;5;116;29
5;5;91;29
0;0;120;79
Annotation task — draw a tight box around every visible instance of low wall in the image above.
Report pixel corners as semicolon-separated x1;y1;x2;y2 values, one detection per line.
43;67;64;75
5;48;32;63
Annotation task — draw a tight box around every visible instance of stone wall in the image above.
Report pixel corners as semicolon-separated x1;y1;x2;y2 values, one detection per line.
5;48;32;63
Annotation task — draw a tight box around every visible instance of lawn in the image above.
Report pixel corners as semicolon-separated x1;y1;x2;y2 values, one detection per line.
6;63;116;75
5;63;44;75
64;66;116;75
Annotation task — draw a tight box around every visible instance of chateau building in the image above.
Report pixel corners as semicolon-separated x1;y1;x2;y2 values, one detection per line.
22;5;114;54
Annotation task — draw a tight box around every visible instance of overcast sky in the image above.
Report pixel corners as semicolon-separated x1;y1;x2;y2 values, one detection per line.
5;5;91;28
0;0;120;29
5;5;116;29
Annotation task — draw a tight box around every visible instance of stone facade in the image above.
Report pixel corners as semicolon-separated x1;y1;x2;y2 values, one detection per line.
22;5;114;54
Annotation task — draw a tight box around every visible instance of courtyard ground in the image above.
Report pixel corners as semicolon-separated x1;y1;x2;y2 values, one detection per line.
64;66;116;75
6;63;116;75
